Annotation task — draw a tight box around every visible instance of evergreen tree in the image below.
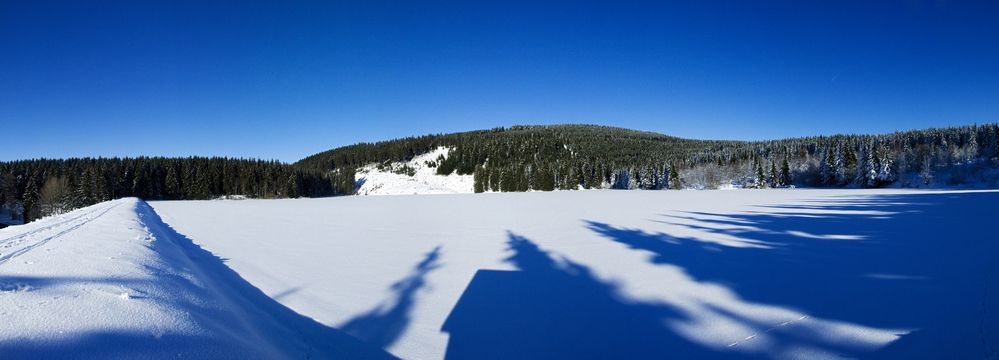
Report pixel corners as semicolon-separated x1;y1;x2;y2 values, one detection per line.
865;143;881;187
818;147;833;185
768;161;779;188
668;166;682;190
779;158;792;187
165;165;182;200
285;173;301;198
755;162;768;188
22;177;39;223
876;144;895;185
842;145;857;185
473;165;486;193
966;128;979;162
832;145;845;185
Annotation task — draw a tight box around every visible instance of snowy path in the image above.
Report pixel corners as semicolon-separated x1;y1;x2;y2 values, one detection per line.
151;189;999;360
0;202;121;266
0;198;394;359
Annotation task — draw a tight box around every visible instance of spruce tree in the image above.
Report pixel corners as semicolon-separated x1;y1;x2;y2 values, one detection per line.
780;158;792;187
165;165;181;200
22;178;39;223
668;166;682;190
473;165;486;193
285;173;301;198
769;161;779;188
755;162;768;188
842;145;857;185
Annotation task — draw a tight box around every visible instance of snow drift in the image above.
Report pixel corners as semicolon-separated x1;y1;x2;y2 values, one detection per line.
0;198;394;359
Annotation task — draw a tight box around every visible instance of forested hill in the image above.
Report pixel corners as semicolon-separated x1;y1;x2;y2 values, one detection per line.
297;123;999;192
2;123;998;224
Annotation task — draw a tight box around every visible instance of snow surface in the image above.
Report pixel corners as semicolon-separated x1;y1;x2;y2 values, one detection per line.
0;198;394;359
355;147;474;195
148;189;999;360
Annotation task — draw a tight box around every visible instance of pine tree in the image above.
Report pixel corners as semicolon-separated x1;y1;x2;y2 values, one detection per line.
877;145;896;185
966;128;979;162
779;158;792;187
865;143;882;187
668;165;682;190
285;173;301;198
755;162;768;188
818;147;833;185
832;145;845;185
165;165;182;200
22;177;39;223
473;165;486;193
768;161;779;188
842;145;857;185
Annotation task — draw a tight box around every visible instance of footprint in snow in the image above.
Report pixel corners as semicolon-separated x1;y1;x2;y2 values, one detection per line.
0;283;33;294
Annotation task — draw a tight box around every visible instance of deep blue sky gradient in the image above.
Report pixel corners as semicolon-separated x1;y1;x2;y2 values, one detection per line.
2;1;998;162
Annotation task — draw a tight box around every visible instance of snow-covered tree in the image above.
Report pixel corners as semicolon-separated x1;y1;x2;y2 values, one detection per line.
755;162;768;188
876;144;896;185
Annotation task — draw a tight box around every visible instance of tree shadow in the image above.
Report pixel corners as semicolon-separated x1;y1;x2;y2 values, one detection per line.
340;245;443;348
441;232;742;360
586;191;999;359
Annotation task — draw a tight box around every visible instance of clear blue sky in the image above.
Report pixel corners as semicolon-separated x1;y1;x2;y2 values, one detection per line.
2;1;997;162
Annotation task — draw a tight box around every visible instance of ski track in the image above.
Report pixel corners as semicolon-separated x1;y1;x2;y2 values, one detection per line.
0;202;121;266
727;315;809;348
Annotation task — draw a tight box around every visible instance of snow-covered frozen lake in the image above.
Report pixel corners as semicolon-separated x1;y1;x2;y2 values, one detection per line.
2;189;996;359
150;189;999;359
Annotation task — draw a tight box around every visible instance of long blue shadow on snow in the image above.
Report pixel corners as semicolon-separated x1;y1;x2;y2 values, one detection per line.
585;191;999;359
0;200;398;359
441;232;737;360
341;245;443;348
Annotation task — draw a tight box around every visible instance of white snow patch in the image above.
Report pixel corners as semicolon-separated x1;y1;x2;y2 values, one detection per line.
355;146;474;195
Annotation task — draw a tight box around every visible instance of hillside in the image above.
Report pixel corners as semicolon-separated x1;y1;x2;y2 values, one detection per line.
299;123;999;192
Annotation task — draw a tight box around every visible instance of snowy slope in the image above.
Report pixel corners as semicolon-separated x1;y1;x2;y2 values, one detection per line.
0;198;394;359
355;147;474;195
151;189;999;360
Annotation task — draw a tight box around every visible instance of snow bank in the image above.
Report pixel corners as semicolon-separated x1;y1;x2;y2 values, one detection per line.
150;189;999;360
0;198;393;359
355;147;474;195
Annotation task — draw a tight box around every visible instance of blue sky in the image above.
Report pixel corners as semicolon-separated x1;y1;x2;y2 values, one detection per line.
2;1;998;162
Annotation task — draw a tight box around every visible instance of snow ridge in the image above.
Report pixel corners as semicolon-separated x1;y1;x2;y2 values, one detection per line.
0;198;394;359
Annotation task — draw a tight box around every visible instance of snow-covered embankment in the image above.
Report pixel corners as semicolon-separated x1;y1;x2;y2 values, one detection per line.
0;198;393;359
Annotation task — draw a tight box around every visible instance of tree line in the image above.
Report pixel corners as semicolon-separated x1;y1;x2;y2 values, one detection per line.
0;157;355;223
4;123;998;224
299;123;999;192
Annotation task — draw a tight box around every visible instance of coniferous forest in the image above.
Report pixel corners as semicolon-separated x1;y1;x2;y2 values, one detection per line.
3;123;998;224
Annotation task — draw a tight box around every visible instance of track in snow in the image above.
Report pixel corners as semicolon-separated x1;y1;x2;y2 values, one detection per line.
0;202;121;266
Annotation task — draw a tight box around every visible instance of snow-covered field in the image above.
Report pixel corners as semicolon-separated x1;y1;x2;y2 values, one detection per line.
2;190;997;359
147;189;998;359
355;147;474;195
